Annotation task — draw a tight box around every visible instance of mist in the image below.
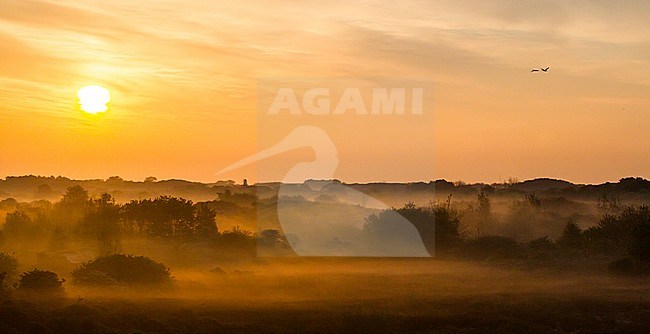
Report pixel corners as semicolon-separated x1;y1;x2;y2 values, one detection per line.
0;176;648;332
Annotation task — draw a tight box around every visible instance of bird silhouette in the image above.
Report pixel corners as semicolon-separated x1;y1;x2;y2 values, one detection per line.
541;67;549;72
217;125;430;257
531;69;539;72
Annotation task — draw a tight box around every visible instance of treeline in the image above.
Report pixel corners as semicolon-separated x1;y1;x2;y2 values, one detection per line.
1;185;649;274
435;190;650;274
0;185;289;258
361;189;649;275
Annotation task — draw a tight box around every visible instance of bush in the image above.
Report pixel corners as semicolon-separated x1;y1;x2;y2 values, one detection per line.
16;269;65;293
72;254;172;287
460;236;520;261
628;206;650;263
608;258;639;276
585;205;650;260
218;226;255;249
528;236;555;252
0;252;19;278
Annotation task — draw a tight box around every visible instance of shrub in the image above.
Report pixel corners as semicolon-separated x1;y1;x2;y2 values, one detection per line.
585;205;650;260
16;269;65;293
72;254;172;287
526;236;557;261
219;226;255;249
460;236;520;261
628;206;650;263
608;258;636;276
0;252;19;278
363;202;460;256
528;236;555;252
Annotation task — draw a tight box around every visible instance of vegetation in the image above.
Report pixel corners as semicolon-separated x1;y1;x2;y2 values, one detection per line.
459;236;520;261
0;182;648;267
16;269;65;293
558;220;584;249
0;253;18;298
0;252;19;279
72;254;172;287
0;177;648;331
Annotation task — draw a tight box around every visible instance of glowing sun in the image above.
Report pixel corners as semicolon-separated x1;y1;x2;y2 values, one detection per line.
77;85;111;114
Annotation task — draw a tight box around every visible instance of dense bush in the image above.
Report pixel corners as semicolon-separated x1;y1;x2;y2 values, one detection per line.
218;225;256;254
627;206;650;262
16;269;65;293
72;254;172;287
585;205;650;261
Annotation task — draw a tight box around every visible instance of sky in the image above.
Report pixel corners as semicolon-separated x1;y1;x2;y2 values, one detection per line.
0;0;648;184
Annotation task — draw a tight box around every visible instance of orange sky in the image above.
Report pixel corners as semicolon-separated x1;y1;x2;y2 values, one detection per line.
0;0;648;184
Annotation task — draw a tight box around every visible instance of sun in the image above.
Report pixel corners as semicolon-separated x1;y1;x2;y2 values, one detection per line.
77;85;111;114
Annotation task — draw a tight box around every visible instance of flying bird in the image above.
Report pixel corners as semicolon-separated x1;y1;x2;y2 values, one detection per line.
531;69;539;72
541;67;550;72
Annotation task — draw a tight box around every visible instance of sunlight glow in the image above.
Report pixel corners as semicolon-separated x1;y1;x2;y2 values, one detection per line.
78;85;111;114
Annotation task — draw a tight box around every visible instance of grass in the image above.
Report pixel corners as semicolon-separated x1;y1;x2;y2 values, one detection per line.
1;258;648;333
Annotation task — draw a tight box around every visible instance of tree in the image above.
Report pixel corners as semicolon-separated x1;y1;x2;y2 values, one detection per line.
35;184;54;198
596;193;622;214
558;220;583;249
258;229;290;248
500;194;549;241
3;211;34;236
363;201;460;256
525;194;541;208
0;198;18;211
194;203;219;239
121;196;196;238
586;205;648;257
0;253;19;280
60;185;89;208
431;200;461;252
81;193;121;256
56;185;91;226
120;196;220;241
623;205;650;262
475;190;492;237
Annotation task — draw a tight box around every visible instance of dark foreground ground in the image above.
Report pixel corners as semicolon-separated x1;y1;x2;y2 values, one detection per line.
1;258;649;333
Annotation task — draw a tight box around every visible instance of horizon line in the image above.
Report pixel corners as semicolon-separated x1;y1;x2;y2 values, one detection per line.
1;174;647;187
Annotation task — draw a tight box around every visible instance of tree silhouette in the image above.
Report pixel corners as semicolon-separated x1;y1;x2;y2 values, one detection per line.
476;190;492;237
0;253;19;279
558;220;583;249
80;193;121;255
60;185;89;208
194;202;219;239
121;196;219;241
364;201;460;256
3;211;34;236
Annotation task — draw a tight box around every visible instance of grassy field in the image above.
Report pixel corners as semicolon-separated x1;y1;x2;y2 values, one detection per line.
2;258;649;333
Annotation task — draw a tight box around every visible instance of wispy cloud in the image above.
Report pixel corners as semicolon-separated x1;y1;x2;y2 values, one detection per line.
0;0;648;182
